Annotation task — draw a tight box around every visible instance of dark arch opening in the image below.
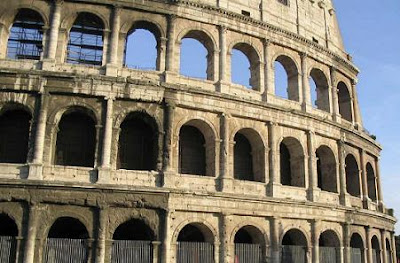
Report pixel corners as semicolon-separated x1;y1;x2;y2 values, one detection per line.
319;230;340;263
67;12;104;66
234;133;254;181
281;229;307;263
280;138;305;187
0;214;18;236
350;233;364;263
310;69;330;112
316;146;337;193
177;224;214;262
48;217;89;239
319;230;340;247
179;125;206;176
7;8;44;60
180;30;214;80
0;109;31;164
371;235;381;263
234;226;264;262
282;229;307;247
178;224;214;243
345;154;360;197
125;21;160;70
386;238;392;263
55;110;96;167
275;55;299;101
366;163;377;201
113;219;154;241
232;43;260;90
337;82;353;122
117;112;158;171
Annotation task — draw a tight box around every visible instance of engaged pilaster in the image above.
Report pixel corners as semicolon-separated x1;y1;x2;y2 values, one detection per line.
106;6;121;76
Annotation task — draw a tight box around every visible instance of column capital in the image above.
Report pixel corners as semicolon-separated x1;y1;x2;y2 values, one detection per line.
54;0;64;6
300;51;308;59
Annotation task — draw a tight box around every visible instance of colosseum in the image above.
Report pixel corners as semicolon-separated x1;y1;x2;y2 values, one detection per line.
0;0;396;262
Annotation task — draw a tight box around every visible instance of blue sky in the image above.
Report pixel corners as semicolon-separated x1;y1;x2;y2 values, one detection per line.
335;0;400;233
126;0;400;233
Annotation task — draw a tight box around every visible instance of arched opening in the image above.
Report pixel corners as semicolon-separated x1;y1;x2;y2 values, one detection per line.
319;230;340;263
232;43;260;90
371;235;381;263
234;226;264;262
385;238;392;263
112;219;155;263
179;125;206;176
366;163;377;201
350;233;364;263
316;146;337;193
0;214;18;262
345;154;360;197
310;69;330;112
234;133;254;181
124;21;160;70
0;108;31;164
180;30;214;80
45;217;89;263
7;9;44;60
280;138;305;187
281;229;307;263
55;109;96;167
177;223;214;262
337;82;353;122
117;112;158;171
67;12;104;66
275;55;299;101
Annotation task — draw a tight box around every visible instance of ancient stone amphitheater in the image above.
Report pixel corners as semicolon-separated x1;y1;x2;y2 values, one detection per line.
0;0;396;262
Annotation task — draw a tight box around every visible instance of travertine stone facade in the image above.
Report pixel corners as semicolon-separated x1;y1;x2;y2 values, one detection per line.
0;0;396;263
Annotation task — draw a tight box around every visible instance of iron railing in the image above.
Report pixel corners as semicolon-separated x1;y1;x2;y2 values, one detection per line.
281;245;306;263
177;242;214;263
350;248;362;263
319;246;339;263
111;240;153;263
0;236;17;263
43;238;88;263
234;243;262;263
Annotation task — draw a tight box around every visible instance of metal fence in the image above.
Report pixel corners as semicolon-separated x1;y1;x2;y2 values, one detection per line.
319;246;339;263
111;240;153;263
281;245;306;263
371;249;381;263
43;238;88;263
177;242;214;263
386;249;392;263
350;248;362;263
234;243;262;263
0;236;17;263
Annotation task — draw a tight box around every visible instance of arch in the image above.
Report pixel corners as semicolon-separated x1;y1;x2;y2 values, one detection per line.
66;12;104;66
337;82;353;122
179;29;215;80
366;162;377;201
48;217;89;239
280;137;305;187
177;223;215;244
0;213;18;262
309;68;330;112
234;225;265;262
345;154;361;197
316;145;338;193
124;20;162;70
385;238;392;263
274;55;300;101
54;107;96;167
319;230;340;263
113;219;154;241
7;8;44;60
0;106;32;164
350;233;364;263
231;42;261;90
371;235;381;263
117;112;158;171
281;229;308;263
178;119;216;177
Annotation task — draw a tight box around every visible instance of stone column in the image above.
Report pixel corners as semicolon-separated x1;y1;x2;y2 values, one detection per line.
366;227;373;263
271;217;281;263
311;220;320;263
390;233;396;263
301;52;311;111
263;39;272;101
152;241;161;263
381;230;387;263
218;26;227;91
161;210;173;263
351;80;363;129
0;22;8;58
375;158;384;210
162;100;175;174
23;204;40;263
360;150;369;206
343;223;351;263
330;67;340;122
268;122;280;197
165;15;177;82
307;130;319;201
337;140;348;206
46;0;63;60
98;97;114;184
96;206;108;263
29;92;49;180
157;37;167;72
106;6;121;76
218;113;232;192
